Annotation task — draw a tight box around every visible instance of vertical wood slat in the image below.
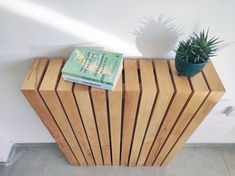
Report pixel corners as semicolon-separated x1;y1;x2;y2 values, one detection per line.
90;88;111;165
108;76;123;165
161;61;225;166
21;59;78;165
129;60;157;166
121;60;140;166
73;84;103;165
137;60;174;166
57;76;95;165
22;58;225;167
145;60;192;166
154;71;209;166
39;59;87;165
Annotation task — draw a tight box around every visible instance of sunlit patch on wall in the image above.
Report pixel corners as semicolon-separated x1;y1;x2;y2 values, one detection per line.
0;0;139;56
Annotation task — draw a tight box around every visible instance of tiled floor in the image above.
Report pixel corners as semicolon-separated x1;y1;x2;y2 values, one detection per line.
0;144;234;176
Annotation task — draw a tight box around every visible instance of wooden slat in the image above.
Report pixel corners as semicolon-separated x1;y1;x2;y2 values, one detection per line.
129;60;157;166
202;60;225;92
39;59;87;165
161;61;225;166
23;58;225;167
21;58;78;165
121;60;140;166
21;59;48;90
154;72;209;166
137;60;174;166
90;87;111;165
57;76;95;165
145;60;192;166
108;76;123;165
73;84;103;165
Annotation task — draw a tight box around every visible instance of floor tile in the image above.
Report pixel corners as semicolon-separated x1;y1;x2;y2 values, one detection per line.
221;145;235;176
156;146;230;176
82;166;156;176
0;164;4;172
1;144;235;176
0;164;9;176
1;164;10;175
3;144;82;176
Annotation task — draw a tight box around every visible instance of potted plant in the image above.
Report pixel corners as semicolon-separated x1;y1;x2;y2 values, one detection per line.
175;30;221;77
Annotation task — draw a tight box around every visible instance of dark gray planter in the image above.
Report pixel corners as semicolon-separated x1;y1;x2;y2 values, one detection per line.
175;58;206;77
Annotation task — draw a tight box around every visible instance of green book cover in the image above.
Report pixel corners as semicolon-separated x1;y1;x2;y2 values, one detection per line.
62;48;123;86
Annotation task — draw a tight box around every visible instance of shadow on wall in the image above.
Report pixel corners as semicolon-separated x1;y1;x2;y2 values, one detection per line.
133;16;181;59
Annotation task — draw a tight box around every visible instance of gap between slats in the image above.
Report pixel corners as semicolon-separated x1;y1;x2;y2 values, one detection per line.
38;59;87;165
161;61;225;165
126;60;143;166
119;68;125;165
55;70;90;165
56;62;97;165
151;82;194;165
142;60;177;166
160;91;211;165
35;59;80;165
106;90;113;165
135;60;160;166
71;83;96;165
88;87;105;165
150;60;194;166
27;58;223;167
158;68;212;166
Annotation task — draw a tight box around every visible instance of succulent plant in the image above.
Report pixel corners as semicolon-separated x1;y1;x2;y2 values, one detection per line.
175;30;221;64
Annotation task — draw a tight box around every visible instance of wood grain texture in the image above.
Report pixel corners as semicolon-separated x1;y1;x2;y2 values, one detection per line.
154;72;209;166
73;84;103;165
161;61;225;166
108;76;123;165
39;59;87;165
57;76;95;165
145;60;192;166
121;60;140;166
137;60;174;166
90;87;111;165
129;60;157;166
21;58;78;165
22;58;225;167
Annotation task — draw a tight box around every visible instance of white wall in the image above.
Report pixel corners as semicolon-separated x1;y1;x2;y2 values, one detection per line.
0;0;235;161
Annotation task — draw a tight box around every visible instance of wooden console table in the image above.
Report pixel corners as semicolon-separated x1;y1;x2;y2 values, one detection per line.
21;58;225;166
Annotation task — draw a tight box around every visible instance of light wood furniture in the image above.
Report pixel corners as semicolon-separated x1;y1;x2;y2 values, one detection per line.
21;58;225;166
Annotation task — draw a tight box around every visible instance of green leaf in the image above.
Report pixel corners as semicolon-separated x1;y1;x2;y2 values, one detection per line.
176;29;221;63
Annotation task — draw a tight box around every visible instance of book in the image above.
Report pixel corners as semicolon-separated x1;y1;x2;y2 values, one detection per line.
61;48;123;91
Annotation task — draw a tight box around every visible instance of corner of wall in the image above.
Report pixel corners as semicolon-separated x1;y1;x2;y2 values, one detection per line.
0;133;14;162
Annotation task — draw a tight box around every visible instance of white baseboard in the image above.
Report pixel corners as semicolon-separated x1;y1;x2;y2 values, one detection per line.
0;134;14;163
